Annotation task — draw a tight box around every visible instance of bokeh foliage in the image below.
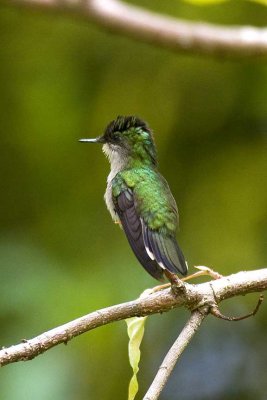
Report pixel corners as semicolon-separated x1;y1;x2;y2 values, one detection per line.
0;1;267;399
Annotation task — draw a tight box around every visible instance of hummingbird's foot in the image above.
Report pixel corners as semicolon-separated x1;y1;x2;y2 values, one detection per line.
182;266;223;282
150;272;181;294
163;269;185;295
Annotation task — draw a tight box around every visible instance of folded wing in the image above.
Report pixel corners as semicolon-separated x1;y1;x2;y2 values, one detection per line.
114;189;187;280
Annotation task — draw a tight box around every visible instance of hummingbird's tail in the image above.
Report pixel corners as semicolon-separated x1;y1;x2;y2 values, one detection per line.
143;227;188;277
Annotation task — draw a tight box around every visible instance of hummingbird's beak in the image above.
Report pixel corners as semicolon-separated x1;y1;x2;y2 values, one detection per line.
79;136;104;143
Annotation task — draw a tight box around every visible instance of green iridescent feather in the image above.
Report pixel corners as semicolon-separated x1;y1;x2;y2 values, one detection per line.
112;168;178;235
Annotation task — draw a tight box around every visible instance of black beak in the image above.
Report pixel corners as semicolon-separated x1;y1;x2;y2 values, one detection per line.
79;136;105;143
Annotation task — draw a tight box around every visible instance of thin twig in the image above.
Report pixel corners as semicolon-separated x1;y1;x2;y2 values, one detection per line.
5;0;267;58
211;294;264;321
143;309;208;400
0;268;266;367
152;265;223;293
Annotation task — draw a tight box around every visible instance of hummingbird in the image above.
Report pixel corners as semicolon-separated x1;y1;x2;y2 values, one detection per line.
80;116;188;282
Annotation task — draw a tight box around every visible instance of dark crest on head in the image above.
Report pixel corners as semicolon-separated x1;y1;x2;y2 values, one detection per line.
104;115;151;140
103;115;157;166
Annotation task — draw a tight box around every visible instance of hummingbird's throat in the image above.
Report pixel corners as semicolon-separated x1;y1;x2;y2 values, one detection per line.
102;143;128;176
102;141;156;173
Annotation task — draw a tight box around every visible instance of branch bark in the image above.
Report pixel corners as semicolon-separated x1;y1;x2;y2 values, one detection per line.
0;268;266;367
143;309;207;400
6;0;267;58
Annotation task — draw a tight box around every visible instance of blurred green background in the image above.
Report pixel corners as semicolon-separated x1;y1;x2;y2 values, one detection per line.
0;0;267;399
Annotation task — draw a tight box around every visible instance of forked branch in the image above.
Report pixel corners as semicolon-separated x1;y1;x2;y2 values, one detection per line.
0;268;266;367
143;309;208;400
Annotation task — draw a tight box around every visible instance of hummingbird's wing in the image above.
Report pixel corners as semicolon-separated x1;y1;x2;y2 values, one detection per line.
115;189;164;280
114;189;187;280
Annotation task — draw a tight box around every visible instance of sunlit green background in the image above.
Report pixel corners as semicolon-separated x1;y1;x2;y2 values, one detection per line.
1;0;267;399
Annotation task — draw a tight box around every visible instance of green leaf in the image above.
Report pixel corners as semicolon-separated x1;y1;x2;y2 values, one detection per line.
125;288;153;400
126;316;147;400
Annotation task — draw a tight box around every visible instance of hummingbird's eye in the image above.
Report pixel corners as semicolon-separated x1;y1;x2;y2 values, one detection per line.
112;132;121;143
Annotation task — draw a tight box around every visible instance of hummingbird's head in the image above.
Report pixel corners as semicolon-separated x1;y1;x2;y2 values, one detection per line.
80;116;157;168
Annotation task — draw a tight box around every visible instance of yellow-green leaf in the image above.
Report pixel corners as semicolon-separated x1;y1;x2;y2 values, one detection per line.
126;316;147;400
125;288;153;400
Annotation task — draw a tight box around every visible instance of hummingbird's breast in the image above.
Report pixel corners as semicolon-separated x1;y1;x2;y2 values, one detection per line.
103;143;127;222
104;175;118;222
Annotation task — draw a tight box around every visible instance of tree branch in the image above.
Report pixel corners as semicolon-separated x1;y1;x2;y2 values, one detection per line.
5;0;267;58
0;268;266;367
143;309;207;400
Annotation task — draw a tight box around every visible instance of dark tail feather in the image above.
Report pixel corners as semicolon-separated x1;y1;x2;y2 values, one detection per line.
144;226;188;276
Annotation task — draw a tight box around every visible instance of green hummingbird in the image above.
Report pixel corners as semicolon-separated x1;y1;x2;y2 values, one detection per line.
80;116;188;282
